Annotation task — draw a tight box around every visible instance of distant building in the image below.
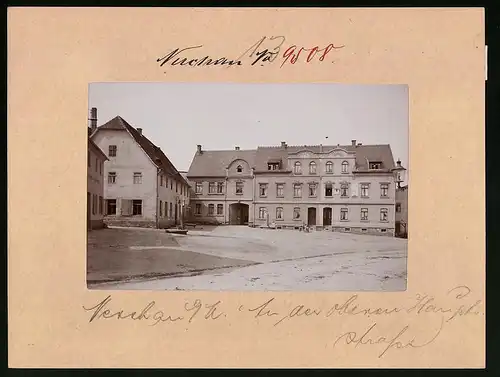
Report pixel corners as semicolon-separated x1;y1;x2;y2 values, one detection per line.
187;141;406;236
87;110;108;231
89;109;190;228
395;185;408;238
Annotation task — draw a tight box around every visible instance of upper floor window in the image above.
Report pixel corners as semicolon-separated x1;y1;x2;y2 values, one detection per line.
396;203;402;212
175;181;178;193
133;172;142;184
308;183;317;197
236;181;244;194
170;180;173;190
360;183;370;198
380;183;389;197
380;208;388;222
293;183;302;198
236;165;243;173
95;157;98;172
108;145;117;157
99;161;102;175
268;163;280;171
276;183;284;198
325;161;333;173
369;161;382;169
325;183;333;197
309;161;317;174
294;161;302;174
108;172;116;184
160;175;164;186
209;182;216;193
340;183;349;197
217;182;224;194
341;161;349;173
259;183;268;197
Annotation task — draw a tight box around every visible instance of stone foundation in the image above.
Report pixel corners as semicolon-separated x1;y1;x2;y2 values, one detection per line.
104;217;156;229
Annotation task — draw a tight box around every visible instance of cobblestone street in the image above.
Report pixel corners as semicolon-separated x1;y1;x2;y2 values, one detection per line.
88;225;407;291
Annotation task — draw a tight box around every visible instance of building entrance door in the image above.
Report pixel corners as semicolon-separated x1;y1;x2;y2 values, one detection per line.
323;207;332;226
307;207;317;226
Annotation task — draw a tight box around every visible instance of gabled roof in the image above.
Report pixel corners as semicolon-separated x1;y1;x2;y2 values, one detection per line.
187;143;396;177
93;116;188;185
88;137;109;161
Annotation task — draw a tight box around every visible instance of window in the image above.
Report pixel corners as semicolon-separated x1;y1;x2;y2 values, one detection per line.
309;161;317;174
293;207;301;220
92;194;97;215
95;157;98;172
380;208;388;222
99;162;102;176
108;145;117;157
159;200;163;217
237;165;243;173
133;172;142;184
170;180;173;190
259;207;267;219
160;175;164;186
276;207;283;220
294;161;302;174
341;161;349;173
99;196;103;215
195;182;203;194
325;183;333;197
396;203;402;212
259;183;268;197
361;208;368;221
369;162;382;169
88;152;91;167
217;182;224;194
268;163;280;171
195;203;202;215
132;200;142;215
380;183;389;197
209;182;216;193
340;208;348;221
340;183;349;197
276;183;284;198
108;172;116;184
106;199;116;215
217;204;224;215
325;161;333;173
208;204;215;215
308;183;317;197
361;183;370;198
293;183;302;198
169;202;173;218
236;181;244;194
176;181;178;193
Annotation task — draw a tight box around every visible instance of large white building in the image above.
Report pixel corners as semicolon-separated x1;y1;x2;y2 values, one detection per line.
90;110;190;228
186;141;406;236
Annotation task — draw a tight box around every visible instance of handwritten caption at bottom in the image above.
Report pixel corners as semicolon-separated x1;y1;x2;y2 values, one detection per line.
82;285;482;359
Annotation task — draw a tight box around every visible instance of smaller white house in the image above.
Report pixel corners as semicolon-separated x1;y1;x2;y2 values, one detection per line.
90;110;190;228
87;128;108;231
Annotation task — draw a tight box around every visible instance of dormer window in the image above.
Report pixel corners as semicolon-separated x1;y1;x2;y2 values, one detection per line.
236;165;243;173
369;161;383;169
267;162;280;171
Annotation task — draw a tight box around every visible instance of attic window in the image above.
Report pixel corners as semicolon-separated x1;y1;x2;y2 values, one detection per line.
369;161;383;169
268;162;280;171
237;165;243;173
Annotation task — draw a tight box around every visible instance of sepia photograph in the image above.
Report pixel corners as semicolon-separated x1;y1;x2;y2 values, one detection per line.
87;83;409;291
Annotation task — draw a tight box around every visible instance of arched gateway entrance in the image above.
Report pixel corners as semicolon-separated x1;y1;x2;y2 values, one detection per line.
229;203;249;225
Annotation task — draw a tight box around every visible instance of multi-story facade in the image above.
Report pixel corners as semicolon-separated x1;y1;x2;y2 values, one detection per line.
87;126;108;231
89;109;190;229
187;141;405;236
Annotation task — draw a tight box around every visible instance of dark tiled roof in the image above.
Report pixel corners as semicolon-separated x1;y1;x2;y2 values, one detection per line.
187;144;396;177
95;116;188;185
187;149;257;177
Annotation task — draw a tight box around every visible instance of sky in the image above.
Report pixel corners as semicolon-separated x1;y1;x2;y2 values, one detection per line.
89;83;408;178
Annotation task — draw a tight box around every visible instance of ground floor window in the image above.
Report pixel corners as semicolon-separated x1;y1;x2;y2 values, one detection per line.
217;204;224;215
276;207;283;220
106;199;116;215
340;208;348;221
132;200;142;216
361;208;368;221
195;203;202;215
259;207;267;219
99;196;103;214
293;207;301;220
208;204;215;215
169;202;173;218
380;208;388;222
92;194;97;215
159;200;163;217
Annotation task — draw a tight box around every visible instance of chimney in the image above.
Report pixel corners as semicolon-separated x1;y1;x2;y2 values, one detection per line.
137;128;143;135
89;107;97;132
351;139;356;146
319;144;323;153
197;145;202;154
357;143;362;146
235;146;240;151
281;141;287;148
397;159;402;167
